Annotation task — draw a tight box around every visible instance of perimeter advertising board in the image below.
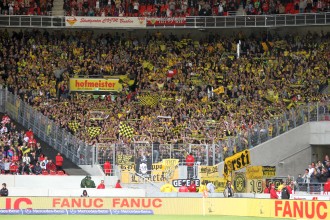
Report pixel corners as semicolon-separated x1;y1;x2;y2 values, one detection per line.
1;197;330;219
65;16;146;28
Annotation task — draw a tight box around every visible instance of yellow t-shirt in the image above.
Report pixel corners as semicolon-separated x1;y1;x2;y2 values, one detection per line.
160;183;177;192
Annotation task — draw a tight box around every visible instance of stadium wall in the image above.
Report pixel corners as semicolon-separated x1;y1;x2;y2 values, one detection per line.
0;197;329;219
0;175;118;189
218;121;330;177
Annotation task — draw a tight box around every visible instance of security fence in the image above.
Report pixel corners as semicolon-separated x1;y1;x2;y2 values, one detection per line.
1;89;94;165
0;88;329;166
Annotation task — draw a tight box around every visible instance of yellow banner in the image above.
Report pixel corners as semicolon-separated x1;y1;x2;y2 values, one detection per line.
233;172;247;193
121;159;179;184
246;166;263;179
2;197;329;219
247;179;264;193
199;164;219;178
200;177;227;192
223;150;251;179
69;78;122;92
162;159;179;180
262;166;276;178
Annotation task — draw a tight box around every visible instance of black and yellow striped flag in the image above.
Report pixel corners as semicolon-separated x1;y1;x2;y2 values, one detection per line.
119;122;134;138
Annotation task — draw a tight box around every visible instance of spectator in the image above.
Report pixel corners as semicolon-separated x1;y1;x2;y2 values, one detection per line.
25;128;33;140
264;182;271;193
0;183;8;197
46;159;57;172
55;153;64;171
179;181;189;192
160;180;176;192
207;181;216;193
223;181;234;197
85;176;96;188
324;178;330;194
33;162;42;175
299;0;306;13
281;182;290;199
81;176;89;188
22;153;31;165
97;180;106;189
186;152;195;179
270;184;278;199
103;159;112;176
188;180;197;192
302;169;311;183
115;179;122;188
81;190;89;197
152;138;160;163
40;156;49;170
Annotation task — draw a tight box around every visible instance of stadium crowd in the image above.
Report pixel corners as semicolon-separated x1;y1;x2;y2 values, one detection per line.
292;154;330;192
64;0;330;17
0;113;65;175
1;0;329;16
0;0;54;15
0;28;329;164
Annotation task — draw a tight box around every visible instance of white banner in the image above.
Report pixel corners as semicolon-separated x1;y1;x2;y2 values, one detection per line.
65;16;146;28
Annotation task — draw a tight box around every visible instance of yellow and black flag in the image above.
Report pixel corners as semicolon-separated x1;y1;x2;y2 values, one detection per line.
87;127;101;138
138;94;160;107
68;121;80;134
119;122;134;138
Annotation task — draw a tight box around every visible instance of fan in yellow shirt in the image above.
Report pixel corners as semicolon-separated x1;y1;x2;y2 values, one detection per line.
160;181;177;192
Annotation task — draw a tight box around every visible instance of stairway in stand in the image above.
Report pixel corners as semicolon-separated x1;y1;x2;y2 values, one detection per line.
52;0;65;16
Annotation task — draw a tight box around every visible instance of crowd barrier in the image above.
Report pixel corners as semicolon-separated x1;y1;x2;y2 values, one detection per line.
0;197;329;219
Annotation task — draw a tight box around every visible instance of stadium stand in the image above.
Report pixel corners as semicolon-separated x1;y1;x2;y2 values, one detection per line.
0;28;329;163
0;113;63;175
0;112;88;175
0;0;329;16
62;0;330;17
0;0;54;15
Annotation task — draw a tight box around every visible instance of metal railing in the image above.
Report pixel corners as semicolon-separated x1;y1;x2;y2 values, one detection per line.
295;182;326;194
1;89;94;165
0;87;329;166
0;13;329;28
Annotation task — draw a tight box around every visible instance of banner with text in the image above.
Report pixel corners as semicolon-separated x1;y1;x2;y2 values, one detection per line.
147;17;186;26
2;197;329;219
65;16;146;28
262;166;276;178
200;177;227;193
69;78;122;92
120;158;179;184
223;150;250;179
199;164;220;178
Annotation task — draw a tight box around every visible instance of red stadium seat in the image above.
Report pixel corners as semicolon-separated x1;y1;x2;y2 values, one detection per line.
50;170;57;175
42;170;49;175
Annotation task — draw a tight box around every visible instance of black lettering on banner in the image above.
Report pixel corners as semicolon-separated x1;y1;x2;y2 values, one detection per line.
262;166;276;177
223;150;250;177
172;179;200;187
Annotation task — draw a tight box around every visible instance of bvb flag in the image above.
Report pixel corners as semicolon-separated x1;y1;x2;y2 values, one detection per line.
119;122;134;138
